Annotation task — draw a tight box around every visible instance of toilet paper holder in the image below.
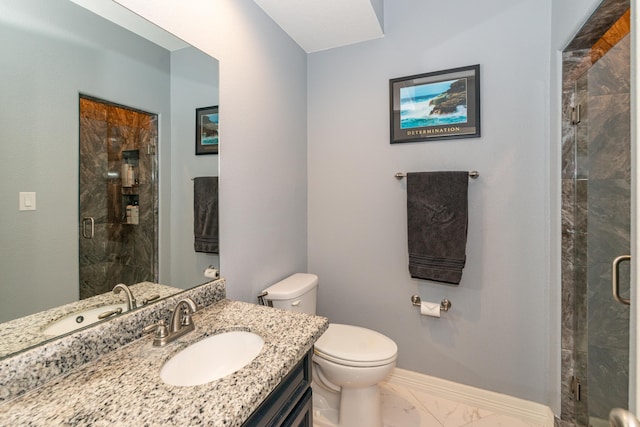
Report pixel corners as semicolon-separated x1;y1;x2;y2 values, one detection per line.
411;295;452;312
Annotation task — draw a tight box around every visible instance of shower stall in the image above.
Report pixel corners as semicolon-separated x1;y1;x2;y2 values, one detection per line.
78;96;158;299
561;1;631;425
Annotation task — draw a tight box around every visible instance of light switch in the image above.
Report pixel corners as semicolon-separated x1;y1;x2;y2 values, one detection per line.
19;192;36;211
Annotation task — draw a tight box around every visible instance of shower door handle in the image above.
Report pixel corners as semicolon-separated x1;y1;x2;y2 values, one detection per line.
612;255;631;305
82;217;95;239
610;408;640;427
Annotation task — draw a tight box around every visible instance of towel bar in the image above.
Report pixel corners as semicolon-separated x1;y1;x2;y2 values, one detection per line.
410;295;452;312
395;171;479;180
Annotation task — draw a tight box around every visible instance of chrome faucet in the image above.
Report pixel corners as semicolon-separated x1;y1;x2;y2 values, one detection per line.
113;283;137;311
144;297;198;347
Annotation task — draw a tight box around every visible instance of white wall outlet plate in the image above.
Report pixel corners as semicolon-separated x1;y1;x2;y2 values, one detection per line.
19;192;36;211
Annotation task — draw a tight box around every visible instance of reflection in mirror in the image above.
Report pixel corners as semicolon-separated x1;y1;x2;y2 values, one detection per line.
0;281;180;359
0;0;220;359
79;95;159;299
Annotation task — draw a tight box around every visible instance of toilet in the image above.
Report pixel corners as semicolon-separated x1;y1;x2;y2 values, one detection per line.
261;273;398;427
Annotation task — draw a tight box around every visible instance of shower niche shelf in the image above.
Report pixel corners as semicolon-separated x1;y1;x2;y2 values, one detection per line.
121;149;139;189
122;195;140;225
120;149;141;225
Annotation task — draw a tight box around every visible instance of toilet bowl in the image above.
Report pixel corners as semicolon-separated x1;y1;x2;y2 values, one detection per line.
312;323;397;427
261;274;398;427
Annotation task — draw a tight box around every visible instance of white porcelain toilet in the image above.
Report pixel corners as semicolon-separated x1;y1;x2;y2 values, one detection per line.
261;273;398;427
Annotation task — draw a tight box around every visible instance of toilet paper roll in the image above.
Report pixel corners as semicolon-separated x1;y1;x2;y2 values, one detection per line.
204;267;219;279
420;301;441;318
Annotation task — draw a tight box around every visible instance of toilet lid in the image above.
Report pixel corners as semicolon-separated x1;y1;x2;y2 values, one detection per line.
314;324;398;367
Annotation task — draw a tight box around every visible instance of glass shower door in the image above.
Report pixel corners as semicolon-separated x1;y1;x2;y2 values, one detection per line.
587;34;631;426
561;5;633;426
78;96;158;299
577;32;631;427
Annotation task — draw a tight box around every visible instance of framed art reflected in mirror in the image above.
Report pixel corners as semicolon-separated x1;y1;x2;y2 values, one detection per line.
196;106;219;155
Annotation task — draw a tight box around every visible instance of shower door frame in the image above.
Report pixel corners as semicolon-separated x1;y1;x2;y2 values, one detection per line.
631;0;639;415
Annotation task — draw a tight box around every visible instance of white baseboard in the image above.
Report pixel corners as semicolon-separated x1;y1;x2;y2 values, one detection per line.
386;368;555;427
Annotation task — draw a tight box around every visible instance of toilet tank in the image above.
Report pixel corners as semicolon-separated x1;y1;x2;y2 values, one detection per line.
262;273;318;315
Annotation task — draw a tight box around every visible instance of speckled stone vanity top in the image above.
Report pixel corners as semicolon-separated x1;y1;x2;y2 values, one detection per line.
0;282;180;358
0;279;226;402
0;299;328;426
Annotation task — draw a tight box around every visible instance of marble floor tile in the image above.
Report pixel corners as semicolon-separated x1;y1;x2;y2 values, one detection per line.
314;380;546;427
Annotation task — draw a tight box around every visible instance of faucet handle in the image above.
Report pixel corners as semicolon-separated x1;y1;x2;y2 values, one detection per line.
144;319;169;340
181;312;194;327
141;294;160;306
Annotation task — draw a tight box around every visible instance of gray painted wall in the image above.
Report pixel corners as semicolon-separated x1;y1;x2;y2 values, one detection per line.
0;0;172;322
168;47;220;289
307;0;552;405
215;2;309;302
115;0;310;303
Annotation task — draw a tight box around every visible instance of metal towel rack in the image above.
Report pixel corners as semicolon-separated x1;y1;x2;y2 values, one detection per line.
411;295;452;312
395;171;479;179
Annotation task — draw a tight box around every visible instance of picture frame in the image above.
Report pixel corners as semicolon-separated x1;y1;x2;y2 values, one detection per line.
195;105;219;155
389;65;480;144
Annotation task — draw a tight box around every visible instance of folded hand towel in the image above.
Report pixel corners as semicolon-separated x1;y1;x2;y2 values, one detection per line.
194;176;219;254
407;171;468;284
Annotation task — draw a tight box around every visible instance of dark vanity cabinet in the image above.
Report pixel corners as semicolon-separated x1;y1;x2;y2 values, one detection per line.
242;349;313;427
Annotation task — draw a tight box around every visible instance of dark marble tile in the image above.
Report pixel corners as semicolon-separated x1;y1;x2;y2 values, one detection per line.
586;94;630;180
561;260;575;352
561;349;576;423
574;180;588;266
588;344;629;420
574;265;588;354
565;0;630;51
563;49;592;90
574;232;588;270
587;179;630;264
588;34;630;96
80;97;108;120
561;119;576;179
575;350;589;426
588;261;630;349
575;75;589;179
555;417;576;427
561;83;578;179
562;179;575;237
575;72;588;97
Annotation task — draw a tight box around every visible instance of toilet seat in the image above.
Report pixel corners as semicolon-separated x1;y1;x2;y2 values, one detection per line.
314;323;398;367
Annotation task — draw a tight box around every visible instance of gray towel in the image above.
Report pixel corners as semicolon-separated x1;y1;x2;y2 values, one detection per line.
407;171;468;284
194;176;219;254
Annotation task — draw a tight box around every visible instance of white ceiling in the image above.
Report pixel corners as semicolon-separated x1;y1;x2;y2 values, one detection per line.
70;0;189;51
71;0;384;54
253;0;384;53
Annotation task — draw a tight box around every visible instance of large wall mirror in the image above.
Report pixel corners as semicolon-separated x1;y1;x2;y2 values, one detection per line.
0;0;220;358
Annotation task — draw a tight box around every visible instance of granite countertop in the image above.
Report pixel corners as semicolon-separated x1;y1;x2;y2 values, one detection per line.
0;282;181;358
0;299;328;426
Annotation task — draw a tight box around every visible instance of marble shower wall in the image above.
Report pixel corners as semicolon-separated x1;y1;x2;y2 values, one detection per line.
79;97;158;299
560;3;630;424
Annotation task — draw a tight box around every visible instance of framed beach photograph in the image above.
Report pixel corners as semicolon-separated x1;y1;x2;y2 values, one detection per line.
389;65;480;144
196;105;219;155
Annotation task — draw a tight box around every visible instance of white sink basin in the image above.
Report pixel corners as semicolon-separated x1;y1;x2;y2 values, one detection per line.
42;303;128;336
160;331;264;387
